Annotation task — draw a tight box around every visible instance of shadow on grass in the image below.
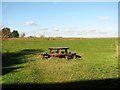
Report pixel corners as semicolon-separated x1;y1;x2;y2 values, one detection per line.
2;66;24;75
2;78;119;89
2;49;44;75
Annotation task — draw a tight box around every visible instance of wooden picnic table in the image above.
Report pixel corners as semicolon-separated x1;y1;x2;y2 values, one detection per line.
41;47;76;59
48;47;69;54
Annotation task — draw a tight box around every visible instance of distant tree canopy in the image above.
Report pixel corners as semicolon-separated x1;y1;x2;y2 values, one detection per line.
10;30;19;38
1;27;11;40
1;27;20;40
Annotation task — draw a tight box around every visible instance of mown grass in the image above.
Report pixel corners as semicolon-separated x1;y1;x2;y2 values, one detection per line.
1;38;118;88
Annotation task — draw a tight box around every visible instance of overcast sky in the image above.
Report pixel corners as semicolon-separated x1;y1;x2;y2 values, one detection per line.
2;2;118;38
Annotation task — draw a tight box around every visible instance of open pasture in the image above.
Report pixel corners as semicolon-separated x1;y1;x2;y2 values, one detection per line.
1;38;118;88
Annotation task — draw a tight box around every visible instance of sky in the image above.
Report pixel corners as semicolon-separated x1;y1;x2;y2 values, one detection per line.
2;2;118;38
1;0;120;2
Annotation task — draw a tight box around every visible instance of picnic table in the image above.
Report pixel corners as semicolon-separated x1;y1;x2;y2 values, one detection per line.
41;47;77;59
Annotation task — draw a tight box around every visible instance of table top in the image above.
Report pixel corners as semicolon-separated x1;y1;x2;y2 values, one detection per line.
48;47;69;50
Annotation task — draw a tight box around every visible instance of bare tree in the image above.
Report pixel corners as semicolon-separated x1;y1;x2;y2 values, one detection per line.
1;27;11;40
20;33;25;38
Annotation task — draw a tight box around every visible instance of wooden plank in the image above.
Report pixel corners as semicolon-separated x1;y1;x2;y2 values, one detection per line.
48;47;69;50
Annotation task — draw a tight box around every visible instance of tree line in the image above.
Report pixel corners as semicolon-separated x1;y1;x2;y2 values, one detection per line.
0;27;25;40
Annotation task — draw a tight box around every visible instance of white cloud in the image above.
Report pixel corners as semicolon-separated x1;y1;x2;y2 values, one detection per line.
33;27;49;37
24;21;37;26
98;16;111;20
111;32;118;37
65;27;78;33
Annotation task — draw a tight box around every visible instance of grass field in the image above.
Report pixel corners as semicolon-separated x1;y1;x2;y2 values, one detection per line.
1;38;118;88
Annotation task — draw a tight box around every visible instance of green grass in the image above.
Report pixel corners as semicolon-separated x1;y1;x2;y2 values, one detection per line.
1;38;118;88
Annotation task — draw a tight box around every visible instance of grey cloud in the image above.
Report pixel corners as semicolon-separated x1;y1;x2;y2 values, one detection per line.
79;29;109;35
53;27;60;32
24;21;37;26
35;27;49;31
